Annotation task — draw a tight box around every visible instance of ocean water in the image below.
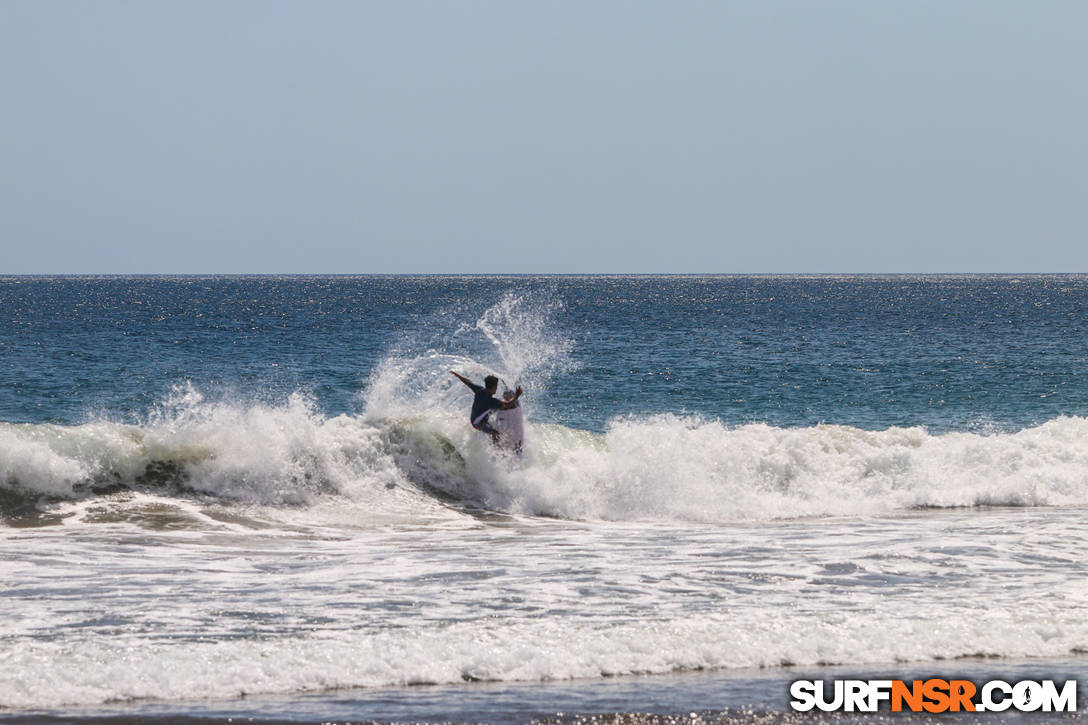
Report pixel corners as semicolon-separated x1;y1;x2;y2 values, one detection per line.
1;275;1087;723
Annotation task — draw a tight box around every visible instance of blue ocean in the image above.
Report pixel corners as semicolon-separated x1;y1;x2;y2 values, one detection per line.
2;275;1087;723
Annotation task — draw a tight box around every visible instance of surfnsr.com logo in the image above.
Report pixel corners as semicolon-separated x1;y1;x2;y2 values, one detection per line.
790;679;1078;713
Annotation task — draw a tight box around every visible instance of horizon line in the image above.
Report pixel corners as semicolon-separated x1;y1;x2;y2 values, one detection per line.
2;271;1084;278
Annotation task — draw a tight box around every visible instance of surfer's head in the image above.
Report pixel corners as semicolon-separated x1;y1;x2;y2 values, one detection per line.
502;389;516;401
484;375;499;393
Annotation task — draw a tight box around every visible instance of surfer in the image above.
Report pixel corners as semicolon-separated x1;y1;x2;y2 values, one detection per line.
494;389;525;458
449;371;523;445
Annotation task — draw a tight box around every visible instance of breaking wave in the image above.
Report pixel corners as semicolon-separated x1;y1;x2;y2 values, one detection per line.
4;291;1088;525
4;386;1088;524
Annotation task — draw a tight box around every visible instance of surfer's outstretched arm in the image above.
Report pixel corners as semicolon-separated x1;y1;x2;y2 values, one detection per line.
450;371;474;388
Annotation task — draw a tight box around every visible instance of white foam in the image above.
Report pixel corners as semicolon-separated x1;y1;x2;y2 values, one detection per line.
5;401;1088;525
3;605;1086;708
489;415;1088;521
0;385;460;525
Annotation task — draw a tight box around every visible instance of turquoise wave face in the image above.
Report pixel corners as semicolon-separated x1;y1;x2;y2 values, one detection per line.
2;275;1087;432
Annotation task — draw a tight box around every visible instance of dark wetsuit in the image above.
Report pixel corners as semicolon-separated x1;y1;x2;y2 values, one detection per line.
468;383;503;434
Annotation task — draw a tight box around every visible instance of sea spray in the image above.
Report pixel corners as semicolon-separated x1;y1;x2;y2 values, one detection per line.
471;291;575;387
364;292;576;421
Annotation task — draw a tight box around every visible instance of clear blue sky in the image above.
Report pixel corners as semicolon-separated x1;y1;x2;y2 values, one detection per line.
2;1;1085;273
